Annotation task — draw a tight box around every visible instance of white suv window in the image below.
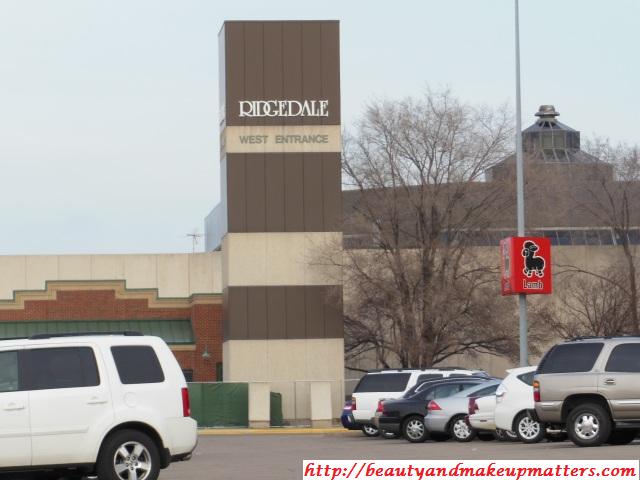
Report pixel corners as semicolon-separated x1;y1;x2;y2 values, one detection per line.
0;351;19;392
25;347;100;390
354;373;411;392
111;345;165;384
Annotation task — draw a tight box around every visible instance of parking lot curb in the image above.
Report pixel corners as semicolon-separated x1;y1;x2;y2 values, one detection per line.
198;427;352;436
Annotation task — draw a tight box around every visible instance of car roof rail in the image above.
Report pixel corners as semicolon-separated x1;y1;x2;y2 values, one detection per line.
569;335;604;341
368;368;419;373
28;331;144;340
569;334;640;342
435;367;472;371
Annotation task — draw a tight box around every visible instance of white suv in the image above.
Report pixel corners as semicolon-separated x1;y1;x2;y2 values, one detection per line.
351;368;487;436
0;332;197;479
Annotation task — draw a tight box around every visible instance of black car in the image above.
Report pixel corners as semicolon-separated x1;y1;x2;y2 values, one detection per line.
375;378;489;443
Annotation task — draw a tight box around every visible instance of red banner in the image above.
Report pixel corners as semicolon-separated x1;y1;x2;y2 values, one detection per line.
500;237;552;295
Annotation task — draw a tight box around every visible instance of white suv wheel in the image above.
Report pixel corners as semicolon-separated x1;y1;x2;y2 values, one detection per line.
98;430;160;480
114;441;153;480
518;416;541;440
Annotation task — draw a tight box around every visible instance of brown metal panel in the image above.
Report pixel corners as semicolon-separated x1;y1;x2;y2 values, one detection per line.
266;286;286;339
284;154;304;231
303;153;324;231
247;287;268;339
323;285;344;338
285;286;306;338
281;22;302;126
224;23;245;127
265;153;285;232
322;153;342;231
226;287;248;340
301;22;323;127
243;22;265;127
218;24;227;129
263;22;283;127
320;21;341;126
245;154;266;232
305;286;325;338
225;155;247;232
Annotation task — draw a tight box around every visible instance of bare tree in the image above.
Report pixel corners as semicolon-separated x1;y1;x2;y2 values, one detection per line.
578;139;640;334
340;89;520;369
536;269;632;339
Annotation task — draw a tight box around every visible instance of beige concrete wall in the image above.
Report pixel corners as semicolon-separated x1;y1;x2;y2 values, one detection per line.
310;382;333;427
248;382;271;428
222;232;342;288
0;252;223;300
223;338;345;420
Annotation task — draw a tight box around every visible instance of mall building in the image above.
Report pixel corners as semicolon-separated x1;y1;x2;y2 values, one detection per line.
1;20;638;422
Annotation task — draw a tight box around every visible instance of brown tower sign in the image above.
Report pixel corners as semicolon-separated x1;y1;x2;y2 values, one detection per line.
215;21;344;423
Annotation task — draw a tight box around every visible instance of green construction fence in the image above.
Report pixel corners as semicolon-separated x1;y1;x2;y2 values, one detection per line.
187;383;284;427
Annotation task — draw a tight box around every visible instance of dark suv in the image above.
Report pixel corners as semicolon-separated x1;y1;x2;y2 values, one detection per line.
534;336;640;447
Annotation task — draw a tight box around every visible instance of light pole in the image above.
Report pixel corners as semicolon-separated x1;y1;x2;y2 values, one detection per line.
514;0;528;367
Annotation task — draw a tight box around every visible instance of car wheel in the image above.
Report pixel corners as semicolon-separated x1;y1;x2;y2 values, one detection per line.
361;424;380;437
449;415;476;442
606;429;638;445
514;412;545;444
402;415;428;443
97;429;160;480
566;403;612;447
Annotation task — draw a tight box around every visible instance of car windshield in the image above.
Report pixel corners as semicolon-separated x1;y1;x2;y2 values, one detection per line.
406;380;482;400
402;378;445;398
452;381;499;397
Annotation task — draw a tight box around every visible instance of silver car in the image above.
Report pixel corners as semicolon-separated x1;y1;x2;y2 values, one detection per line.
424;380;500;442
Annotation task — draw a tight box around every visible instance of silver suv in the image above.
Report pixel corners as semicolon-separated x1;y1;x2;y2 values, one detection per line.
534;336;640;447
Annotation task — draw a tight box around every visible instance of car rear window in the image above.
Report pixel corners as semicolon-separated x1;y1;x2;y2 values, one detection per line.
470;384;499;397
605;344;640;373
111;345;165;384
538;343;604;374
354;373;411;393
517;371;535;386
417;373;443;382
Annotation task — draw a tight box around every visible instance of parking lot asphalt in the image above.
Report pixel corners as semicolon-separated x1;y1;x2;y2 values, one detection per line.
1;432;637;480
166;431;640;480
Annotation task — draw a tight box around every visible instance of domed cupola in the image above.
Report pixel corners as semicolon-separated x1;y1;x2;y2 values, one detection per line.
522;105;583;162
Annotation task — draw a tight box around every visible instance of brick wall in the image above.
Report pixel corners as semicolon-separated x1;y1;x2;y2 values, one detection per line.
0;289;223;381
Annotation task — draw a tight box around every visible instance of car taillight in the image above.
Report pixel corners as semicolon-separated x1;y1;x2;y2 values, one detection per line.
352;397;357;411
533;380;540;402
181;387;191;417
468;397;479;415
427;400;441;411
376;400;384;413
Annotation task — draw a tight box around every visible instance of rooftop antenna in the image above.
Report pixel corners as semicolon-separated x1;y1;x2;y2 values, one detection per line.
186;230;203;253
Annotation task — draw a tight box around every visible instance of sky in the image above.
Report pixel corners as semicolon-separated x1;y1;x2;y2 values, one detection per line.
0;0;637;255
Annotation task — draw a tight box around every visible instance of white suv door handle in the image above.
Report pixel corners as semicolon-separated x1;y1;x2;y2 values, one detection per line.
604;378;616;385
3;402;26;411
87;397;108;405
